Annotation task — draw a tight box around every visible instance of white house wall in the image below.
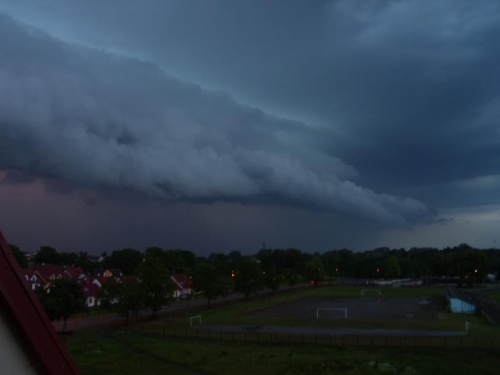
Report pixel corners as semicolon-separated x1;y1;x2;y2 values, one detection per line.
0;308;40;374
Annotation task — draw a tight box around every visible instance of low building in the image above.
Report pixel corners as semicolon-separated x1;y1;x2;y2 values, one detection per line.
171;274;192;298
79;279;101;308
445;285;477;314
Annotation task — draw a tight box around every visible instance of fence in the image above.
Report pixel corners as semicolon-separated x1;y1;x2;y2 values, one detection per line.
102;297;247;329
131;324;500;351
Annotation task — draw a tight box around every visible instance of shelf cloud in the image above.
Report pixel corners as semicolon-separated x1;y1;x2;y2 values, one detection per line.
0;14;429;226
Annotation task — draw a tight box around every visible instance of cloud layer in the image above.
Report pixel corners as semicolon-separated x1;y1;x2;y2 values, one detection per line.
0;14;429;226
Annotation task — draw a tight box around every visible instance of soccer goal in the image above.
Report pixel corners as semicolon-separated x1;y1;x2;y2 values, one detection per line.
189;315;201;327
316;307;347;320
361;289;381;297
465;321;471;334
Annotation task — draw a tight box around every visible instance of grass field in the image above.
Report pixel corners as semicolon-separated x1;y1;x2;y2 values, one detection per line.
66;285;500;374
67;329;500;375
488;292;500;304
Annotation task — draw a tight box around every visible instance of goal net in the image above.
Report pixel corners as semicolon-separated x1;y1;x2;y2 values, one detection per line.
189;315;202;327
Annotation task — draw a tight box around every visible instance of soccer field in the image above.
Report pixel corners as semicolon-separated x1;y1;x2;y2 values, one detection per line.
244;295;446;321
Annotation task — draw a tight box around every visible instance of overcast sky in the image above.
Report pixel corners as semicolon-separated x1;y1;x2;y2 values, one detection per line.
1;0;500;255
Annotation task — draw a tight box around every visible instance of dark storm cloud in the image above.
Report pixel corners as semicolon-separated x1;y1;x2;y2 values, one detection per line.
3;1;500;252
4;0;500;198
0;14;429;226
326;1;500;187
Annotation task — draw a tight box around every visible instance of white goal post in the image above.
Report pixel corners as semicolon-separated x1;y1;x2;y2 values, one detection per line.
361;289;381;296
189;315;201;327
316;307;347;320
465;320;471;334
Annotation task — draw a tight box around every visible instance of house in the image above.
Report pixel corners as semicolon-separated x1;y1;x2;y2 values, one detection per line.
171;273;192;298
79;279;101;308
0;230;79;374
92;268;123;278
29;264;86;290
84;275;136;308
64;266;87;281
23;269;42;291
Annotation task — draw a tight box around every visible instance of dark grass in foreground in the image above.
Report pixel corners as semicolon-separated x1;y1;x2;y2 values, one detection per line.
489;292;500;304
67;328;500;375
66;286;500;374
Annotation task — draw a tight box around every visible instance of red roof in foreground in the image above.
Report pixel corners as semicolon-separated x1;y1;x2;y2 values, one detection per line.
0;230;80;374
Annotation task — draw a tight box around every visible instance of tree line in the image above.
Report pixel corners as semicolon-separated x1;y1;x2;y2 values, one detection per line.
10;242;500;327
12;242;500;283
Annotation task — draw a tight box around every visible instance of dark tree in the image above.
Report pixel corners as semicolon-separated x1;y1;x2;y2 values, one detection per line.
305;256;325;285
9;244;28;268
98;278;119;313
36;279;87;332
164;249;196;274
208;252;227;262
262;266;280;292
228;250;242;260
74;252;94;273
282;268;298;288
383;256;402;278
138;256;175;317
192;262;231;307
144;246;166;261
112;279;145;325
322;249;355;278
33;246;60;264
98;277;146;324
58;252;78;266
103;248;143;275
232;257;264;302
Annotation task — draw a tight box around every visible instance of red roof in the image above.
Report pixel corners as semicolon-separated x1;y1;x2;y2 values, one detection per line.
171;273;192;289
0;230;80;374
116;275;137;283
93;276;109;286
64;266;85;280
79;279;100;298
31;264;85;284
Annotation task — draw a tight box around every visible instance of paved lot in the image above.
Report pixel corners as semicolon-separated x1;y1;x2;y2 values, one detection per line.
245;296;446;321
196;295;464;337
